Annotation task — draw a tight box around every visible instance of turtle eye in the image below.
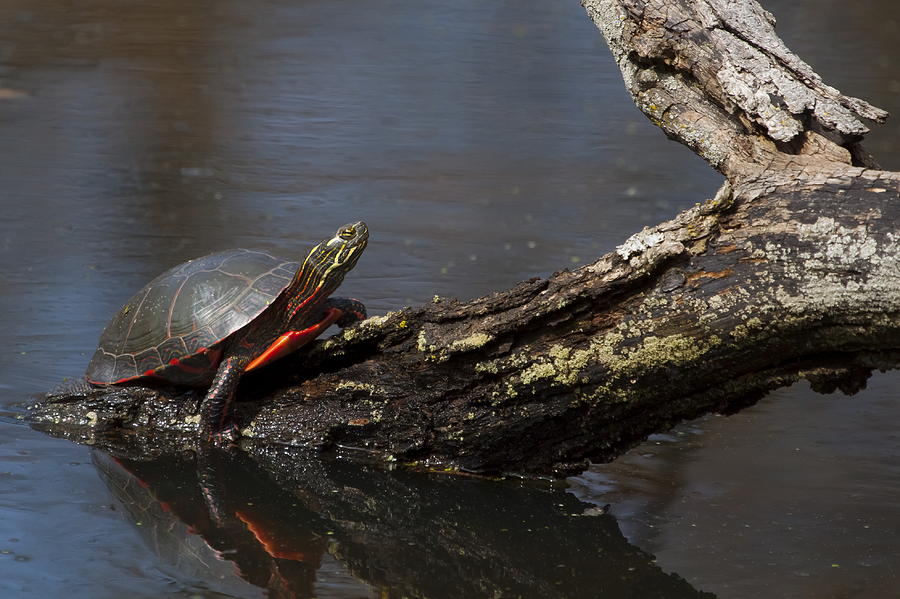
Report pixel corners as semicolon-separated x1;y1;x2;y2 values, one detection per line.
338;226;356;240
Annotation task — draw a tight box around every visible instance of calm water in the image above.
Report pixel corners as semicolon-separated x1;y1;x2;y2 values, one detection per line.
1;1;898;597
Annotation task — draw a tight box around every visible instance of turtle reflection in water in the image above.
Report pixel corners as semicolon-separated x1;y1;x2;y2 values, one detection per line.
86;222;369;442
92;449;341;598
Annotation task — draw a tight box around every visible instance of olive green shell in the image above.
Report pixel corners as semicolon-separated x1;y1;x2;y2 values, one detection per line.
86;249;298;385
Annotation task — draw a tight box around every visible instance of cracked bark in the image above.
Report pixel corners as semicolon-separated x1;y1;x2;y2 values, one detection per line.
32;0;899;477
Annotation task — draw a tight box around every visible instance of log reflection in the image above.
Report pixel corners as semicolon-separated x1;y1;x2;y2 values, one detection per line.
93;444;714;598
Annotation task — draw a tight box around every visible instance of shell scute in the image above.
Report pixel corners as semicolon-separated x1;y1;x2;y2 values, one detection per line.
253;272;294;297
157;336;189;364
113;354;138;382
182;328;218;355
170;270;249;340
134;348;162;375
234;288;272;318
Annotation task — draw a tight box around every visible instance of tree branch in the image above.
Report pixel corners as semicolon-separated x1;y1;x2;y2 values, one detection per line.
582;0;887;173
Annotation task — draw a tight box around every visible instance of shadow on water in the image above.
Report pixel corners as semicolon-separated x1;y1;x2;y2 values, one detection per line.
93;444;714;599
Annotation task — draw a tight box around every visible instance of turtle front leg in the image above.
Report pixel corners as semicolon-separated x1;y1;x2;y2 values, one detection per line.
200;355;247;444
324;297;367;328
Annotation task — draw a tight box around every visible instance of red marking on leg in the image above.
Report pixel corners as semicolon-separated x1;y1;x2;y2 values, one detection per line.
209;427;238;445
214;407;233;441
245;308;343;372
234;509;314;561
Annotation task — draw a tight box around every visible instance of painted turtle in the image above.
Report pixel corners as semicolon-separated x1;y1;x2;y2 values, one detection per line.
86;222;368;442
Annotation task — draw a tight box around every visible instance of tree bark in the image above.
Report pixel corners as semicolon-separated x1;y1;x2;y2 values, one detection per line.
32;0;899;477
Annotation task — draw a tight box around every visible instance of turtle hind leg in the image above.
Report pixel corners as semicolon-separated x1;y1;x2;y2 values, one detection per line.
325;297;367;328
200;355;246;444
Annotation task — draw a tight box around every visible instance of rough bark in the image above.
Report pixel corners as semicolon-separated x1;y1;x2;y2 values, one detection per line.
31;0;899;477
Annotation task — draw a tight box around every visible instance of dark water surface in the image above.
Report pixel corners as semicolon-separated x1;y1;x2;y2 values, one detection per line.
1;1;898;597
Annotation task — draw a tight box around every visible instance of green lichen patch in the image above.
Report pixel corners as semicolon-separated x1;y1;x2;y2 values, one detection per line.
448;332;495;353
335;381;379;396
417;329;434;353
319;312;398;349
495;323;730;406
615;334;722;374
518;344;597;387
360;313;392;328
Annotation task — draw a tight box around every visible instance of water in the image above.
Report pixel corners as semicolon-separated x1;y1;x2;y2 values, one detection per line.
1;0;898;597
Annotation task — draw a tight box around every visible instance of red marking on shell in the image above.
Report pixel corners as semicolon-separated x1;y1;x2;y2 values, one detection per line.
144;369;155;376
99;371;147;385
174;359;213;375
169;358;179;366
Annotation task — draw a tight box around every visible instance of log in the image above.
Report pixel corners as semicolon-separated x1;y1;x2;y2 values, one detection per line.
31;0;899;477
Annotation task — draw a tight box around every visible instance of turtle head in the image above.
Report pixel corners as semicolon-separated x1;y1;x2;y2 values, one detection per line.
303;221;369;291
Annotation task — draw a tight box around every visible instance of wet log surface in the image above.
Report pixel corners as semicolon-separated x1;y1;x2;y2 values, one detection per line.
31;0;900;477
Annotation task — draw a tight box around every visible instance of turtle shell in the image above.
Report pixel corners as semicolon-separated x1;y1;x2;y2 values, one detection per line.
86;249;299;386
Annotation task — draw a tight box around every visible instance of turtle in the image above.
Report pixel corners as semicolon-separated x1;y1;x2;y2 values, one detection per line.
86;221;369;442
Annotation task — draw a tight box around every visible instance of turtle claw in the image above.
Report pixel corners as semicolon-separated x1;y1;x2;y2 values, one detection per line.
205;424;240;446
328;297;367;328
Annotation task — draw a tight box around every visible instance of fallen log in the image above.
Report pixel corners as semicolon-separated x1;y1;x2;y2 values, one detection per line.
31;0;900;477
